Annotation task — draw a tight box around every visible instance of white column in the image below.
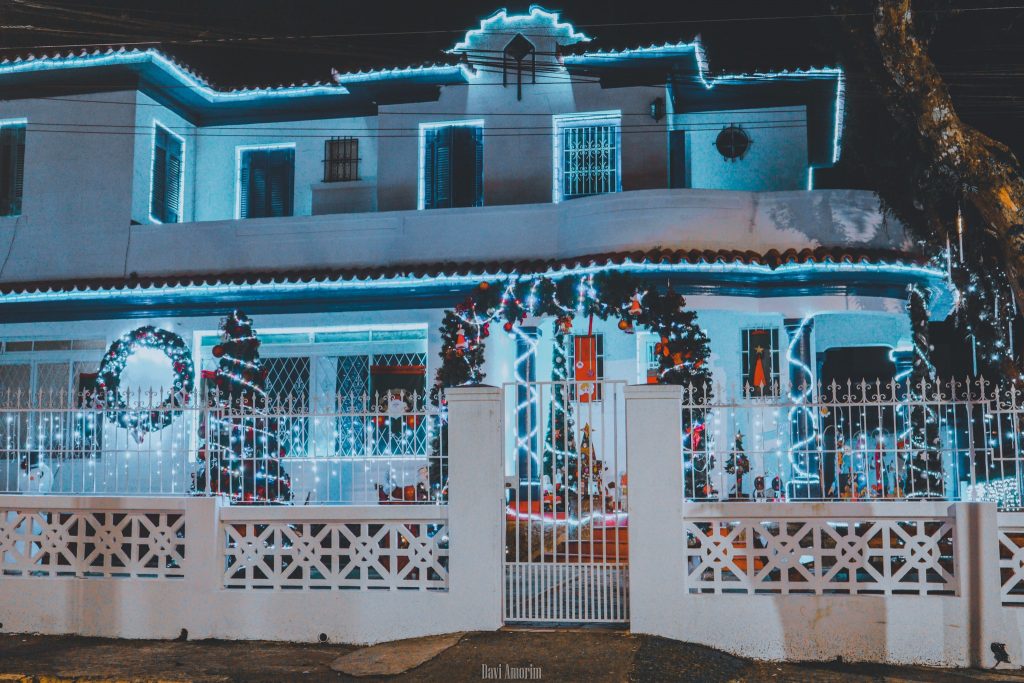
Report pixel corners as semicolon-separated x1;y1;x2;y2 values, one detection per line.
954;501;1004;667
626;383;685;637
446;385;505;631
182;494;223;638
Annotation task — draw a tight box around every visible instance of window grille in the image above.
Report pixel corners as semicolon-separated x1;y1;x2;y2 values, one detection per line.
0;354;102;457
557;117;619;201
199;334;428;459
741;327;781;397
323;137;359;182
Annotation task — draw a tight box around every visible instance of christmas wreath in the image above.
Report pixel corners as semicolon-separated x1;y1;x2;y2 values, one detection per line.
97;326;194;435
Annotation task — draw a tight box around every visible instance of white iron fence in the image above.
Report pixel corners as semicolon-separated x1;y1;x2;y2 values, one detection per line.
503;380;629;623
682;377;1024;509
0;389;445;505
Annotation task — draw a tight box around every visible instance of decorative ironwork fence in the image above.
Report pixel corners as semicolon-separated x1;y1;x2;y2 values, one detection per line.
0;389;445;505
682;377;1024;509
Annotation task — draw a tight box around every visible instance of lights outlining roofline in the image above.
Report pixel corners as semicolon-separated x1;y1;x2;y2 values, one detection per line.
417;119;485;211
0;259;951;307
148;120;187;225
333;63;472;84
234;142;296;220
565;36;846;165
0;48;350;102
448;5;591;54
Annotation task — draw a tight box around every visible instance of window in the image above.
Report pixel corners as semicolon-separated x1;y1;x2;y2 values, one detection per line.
0;120;26;217
741;328;780;397
419;121;483;210
324;137;359;182
567;334;604;401
0;339;105;458
199;328;428;457
642;336;661;384
237;145;295;219
716;125;751;161
553;112;620;202
150;124;184;223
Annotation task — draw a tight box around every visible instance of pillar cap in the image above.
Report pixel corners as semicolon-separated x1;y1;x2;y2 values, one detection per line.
624;383;683;399
445;385;502;401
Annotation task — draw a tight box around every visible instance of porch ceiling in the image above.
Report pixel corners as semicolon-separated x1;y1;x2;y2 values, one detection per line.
0;247;951;323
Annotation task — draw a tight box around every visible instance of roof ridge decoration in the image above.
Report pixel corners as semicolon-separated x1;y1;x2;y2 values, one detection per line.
332;61;471;85
0;46;351;100
447;4;592;54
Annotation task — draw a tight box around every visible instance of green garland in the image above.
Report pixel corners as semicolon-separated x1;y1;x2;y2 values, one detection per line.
97;326;195;434
427;272;714;496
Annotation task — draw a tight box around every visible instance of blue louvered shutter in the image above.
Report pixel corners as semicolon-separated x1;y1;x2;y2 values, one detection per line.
151;130;167;220
424;127;452;209
165;135;182;222
241;148;293;218
0;124;25;217
425;126;482;209
268;148;294;217
150;127;183;223
450;125;483;208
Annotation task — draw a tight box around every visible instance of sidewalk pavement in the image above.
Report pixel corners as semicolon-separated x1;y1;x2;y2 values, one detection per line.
2;629;1024;682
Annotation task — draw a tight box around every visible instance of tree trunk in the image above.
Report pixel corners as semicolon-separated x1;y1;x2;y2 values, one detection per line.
866;0;1024;307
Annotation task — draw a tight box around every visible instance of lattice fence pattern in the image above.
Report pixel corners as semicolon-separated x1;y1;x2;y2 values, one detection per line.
683;517;956;595
0;508;185;578
222;520;449;590
998;526;1024;605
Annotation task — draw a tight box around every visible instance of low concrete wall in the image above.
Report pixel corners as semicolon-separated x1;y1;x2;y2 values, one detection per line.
0;386;504;644
625;383;1013;668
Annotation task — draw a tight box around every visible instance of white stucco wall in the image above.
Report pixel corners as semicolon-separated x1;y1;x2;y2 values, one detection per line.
376;79;672;212
673;106;809;191
191;115;378;221
0;91;138;282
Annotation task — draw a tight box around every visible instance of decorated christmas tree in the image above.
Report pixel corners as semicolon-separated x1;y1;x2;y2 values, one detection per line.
904;286;944;498
542;317;581;496
194;311;292;504
724;431;750;498
427;284;499;498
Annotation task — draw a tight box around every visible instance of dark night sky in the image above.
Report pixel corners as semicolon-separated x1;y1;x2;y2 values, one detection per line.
2;1;1023;156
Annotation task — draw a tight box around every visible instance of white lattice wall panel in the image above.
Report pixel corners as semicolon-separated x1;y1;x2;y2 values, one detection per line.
0;509;185;578
997;527;1024;605
683;517;956;596
222;520;449;590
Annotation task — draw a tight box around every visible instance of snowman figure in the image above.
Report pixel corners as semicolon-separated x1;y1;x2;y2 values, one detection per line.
19;456;53;494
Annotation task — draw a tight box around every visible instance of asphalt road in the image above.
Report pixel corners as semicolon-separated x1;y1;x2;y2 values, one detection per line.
2;629;1024;682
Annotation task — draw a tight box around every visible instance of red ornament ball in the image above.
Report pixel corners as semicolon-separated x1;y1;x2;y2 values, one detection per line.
478;281;490;291
212;345;225;358
503;321;514;333
618;319;631;331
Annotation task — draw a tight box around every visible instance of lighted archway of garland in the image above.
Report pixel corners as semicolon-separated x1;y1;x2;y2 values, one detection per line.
427;271;714;496
97;326;195;435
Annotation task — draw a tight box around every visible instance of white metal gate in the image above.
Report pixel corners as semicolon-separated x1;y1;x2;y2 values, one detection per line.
503;380;628;623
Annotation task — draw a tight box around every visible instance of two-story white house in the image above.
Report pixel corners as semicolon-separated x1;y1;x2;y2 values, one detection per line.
0;6;952;501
